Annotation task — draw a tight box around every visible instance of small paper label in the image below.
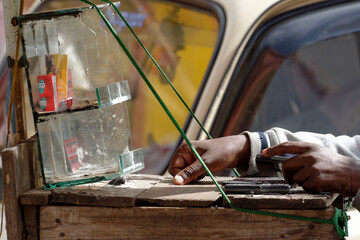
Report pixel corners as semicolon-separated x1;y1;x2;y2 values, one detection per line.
64;137;82;172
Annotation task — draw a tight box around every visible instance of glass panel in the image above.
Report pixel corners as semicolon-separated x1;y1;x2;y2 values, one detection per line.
250;32;360;136
96;80;145;175
20;3;145;187
96;80;131;108
219;1;360;138
21;5;124;113
37;102;135;184
120;149;144;175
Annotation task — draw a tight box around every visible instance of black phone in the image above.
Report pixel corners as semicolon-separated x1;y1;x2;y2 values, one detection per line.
255;154;293;174
255;154;290;163
222;177;294;194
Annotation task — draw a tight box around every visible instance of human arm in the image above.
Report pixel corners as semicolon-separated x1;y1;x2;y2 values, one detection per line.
244;127;360;175
168;127;360;210
168;127;360;182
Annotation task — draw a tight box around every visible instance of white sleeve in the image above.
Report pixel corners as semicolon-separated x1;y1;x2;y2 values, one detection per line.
265;127;360;160
236;131;264;176
239;127;360;209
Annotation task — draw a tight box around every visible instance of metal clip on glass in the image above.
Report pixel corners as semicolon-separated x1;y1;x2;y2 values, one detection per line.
19;2;144;189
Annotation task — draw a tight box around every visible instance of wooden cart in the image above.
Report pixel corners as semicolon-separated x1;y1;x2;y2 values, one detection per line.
2;139;343;239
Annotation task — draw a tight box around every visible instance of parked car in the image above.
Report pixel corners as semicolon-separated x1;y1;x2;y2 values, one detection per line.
2;0;360;175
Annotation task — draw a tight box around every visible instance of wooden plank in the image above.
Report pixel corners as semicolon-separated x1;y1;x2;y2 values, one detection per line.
21;175;162;207
1;143;31;240
23;206;39;240
39;206;340;240
23;136;42;189
137;176;336;209
20;188;50;206
49;175;161;207
3;0;23;66
14;68;26;143
20;175;337;209
136;176;226;207
226;192;338;209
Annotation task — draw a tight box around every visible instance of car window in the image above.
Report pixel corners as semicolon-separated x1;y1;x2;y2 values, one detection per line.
213;1;360;138
250;32;360;135
32;0;221;174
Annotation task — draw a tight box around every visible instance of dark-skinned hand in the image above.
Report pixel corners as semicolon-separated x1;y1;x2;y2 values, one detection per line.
262;141;360;196
168;135;250;185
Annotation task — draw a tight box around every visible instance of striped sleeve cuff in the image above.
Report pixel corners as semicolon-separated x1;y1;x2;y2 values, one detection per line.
258;131;269;151
237;131;269;176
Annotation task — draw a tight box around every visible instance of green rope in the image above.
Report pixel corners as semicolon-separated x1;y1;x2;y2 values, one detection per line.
100;0;240;177
81;1;348;237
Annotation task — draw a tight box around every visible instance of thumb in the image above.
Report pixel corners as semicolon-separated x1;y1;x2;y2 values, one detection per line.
174;160;206;185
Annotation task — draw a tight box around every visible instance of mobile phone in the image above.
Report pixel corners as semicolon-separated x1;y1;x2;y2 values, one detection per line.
222;177;288;185
255;154;290;163
223;182;293;194
221;177;294;194
255;154;293;174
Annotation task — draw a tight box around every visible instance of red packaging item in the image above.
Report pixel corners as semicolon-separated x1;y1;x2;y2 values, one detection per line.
57;98;73;111
64;137;82;172
38;74;58;112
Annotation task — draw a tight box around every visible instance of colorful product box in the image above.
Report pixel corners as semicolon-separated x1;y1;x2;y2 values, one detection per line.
38;74;57;112
57;70;74;111
45;54;68;102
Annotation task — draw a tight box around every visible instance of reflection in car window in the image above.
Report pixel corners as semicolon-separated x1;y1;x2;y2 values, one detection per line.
117;1;219;174
250;32;360;135
216;1;360;139
34;0;220;174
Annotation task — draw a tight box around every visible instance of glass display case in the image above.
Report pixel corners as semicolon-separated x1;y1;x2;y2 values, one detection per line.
20;2;144;188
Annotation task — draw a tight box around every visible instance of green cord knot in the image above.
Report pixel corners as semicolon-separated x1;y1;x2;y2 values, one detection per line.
332;207;349;238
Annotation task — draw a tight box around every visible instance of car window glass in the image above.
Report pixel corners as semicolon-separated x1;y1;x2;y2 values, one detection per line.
217;1;360;139
250;32;360;135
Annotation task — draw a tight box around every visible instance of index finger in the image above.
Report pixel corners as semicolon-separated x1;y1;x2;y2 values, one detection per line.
168;143;193;176
262;141;313;157
168;142;204;176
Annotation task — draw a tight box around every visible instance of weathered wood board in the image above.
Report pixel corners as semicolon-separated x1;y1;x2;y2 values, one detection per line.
39;206;340;240
135;176;227;207
24;136;42;188
21;174;162;207
226;192;337;209
23;205;39;240
21;175;336;210
19;175;344;240
1;143;32;240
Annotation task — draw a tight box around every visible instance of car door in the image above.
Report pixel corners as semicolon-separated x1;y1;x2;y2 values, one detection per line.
208;0;360;175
